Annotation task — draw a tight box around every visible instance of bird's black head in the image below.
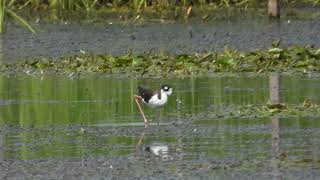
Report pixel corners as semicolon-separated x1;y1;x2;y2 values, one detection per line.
161;84;172;96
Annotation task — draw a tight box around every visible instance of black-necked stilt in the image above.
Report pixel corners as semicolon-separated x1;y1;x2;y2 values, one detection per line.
134;84;172;128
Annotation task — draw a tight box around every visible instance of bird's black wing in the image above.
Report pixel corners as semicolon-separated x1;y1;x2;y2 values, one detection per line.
138;86;154;103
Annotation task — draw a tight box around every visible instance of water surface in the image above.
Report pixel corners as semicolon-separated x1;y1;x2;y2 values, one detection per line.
3;18;320;61
0;75;319;179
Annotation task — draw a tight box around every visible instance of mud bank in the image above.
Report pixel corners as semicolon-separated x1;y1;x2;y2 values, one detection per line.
3;18;320;62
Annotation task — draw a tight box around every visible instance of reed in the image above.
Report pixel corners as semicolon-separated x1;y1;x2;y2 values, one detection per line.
0;0;36;34
6;0;320;12
0;0;5;33
0;0;318;34
5;9;36;33
49;0;78;10
308;0;320;5
81;0;99;11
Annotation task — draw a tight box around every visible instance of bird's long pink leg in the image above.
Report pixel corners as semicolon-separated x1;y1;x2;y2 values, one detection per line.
134;95;148;128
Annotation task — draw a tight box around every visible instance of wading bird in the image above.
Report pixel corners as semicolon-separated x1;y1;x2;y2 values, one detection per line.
134;84;172;128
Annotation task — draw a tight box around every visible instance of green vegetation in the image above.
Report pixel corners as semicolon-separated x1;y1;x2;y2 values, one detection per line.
204;100;320;120
1;0;319;33
6;0;320;11
2;45;319;77
0;0;36;33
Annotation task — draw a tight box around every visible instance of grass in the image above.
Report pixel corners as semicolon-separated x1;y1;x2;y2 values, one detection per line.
0;0;5;33
0;0;36;34
5;9;36;33
1;45;319;77
7;0;320;12
1;0;319;33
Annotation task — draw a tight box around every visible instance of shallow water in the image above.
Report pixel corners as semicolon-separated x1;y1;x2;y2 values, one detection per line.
3;17;320;62
0;75;320;179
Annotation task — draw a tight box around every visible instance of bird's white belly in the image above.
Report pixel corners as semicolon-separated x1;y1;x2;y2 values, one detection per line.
144;94;168;108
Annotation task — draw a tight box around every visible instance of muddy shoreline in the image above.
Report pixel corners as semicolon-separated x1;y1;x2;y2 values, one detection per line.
3;17;320;62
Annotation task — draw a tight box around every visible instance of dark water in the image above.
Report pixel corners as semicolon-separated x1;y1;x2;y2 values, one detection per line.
0;75;320;179
3;18;320;62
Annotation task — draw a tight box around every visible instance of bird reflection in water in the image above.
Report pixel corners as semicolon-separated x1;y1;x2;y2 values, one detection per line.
135;131;174;161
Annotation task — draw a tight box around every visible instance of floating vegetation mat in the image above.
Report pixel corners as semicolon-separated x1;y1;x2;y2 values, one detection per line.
2;45;320;77
196;100;320;121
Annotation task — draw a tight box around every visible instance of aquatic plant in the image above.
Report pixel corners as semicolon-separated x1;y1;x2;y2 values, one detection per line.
48;0;99;11
2;0;318;29
0;0;36;33
1;45;319;77
307;0;320;6
0;0;4;33
197;100;320;120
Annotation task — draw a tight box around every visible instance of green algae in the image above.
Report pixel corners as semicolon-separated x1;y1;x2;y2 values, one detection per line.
210;102;320;119
2;45;320;77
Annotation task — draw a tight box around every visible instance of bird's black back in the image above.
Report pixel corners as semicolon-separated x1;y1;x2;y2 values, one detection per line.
138;86;154;103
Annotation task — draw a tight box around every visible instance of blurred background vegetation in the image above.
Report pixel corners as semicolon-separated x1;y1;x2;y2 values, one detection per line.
0;0;319;33
4;0;320;11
